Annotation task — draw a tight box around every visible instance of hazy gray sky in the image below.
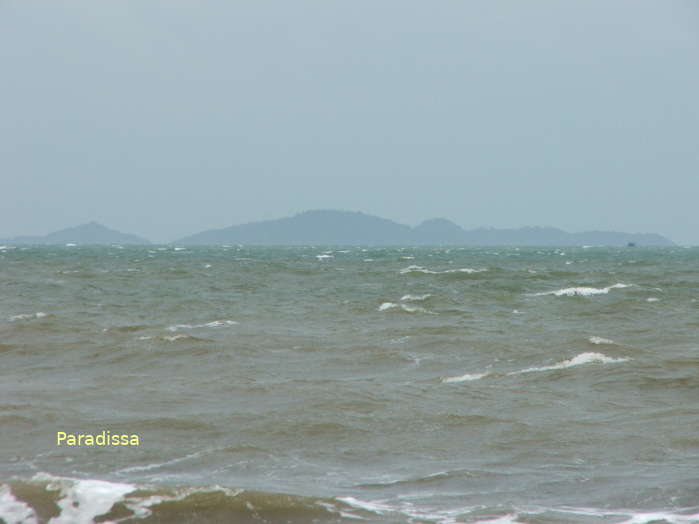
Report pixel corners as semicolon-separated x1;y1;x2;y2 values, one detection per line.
2;1;698;244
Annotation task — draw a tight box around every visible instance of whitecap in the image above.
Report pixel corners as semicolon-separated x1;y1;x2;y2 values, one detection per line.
531;283;630;297
400;294;431;302
9;312;48;321
646;297;660;302
336;497;394;515
588;336;615;345
473;515;520;524
510;352;629;375
443;352;629;384
378;302;435;314
378;302;399;311
163;335;190;342
441;372;490;383
401;304;434;314
167;320;238;331
316;254;333;260
0;485;37;524
32;473;135;524
400;265;486;275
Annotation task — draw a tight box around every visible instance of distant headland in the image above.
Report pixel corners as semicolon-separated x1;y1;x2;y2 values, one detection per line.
0;211;675;246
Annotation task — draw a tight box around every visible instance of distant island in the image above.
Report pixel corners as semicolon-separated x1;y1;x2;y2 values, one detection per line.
176;210;674;246
1;221;150;245
1;212;675;246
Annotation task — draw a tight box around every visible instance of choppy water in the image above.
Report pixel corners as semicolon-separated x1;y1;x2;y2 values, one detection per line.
1;245;698;524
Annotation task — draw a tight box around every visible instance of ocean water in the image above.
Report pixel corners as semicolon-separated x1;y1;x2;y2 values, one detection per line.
1;245;698;524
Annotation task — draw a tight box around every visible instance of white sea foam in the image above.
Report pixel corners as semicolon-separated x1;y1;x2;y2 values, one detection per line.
474;515;520;524
116;451;204;474
33;473;135;524
139;334;197;342
616;510;699;523
400;294;432;302
400;265;486;275
337;495;475;523
336;497;395;515
167;320;238;331
378;302;435;314
646;297;660;302
511;352;629;374
16;474;233;524
443;352;629;384
441;372;491;383
531;283;630;297
588;336;615;345
316;254;334;260
0;485;37;524
9;312;48;321
163;335;190;342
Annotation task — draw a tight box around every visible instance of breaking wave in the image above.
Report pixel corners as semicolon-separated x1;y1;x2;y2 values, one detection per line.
378;302;435;314
531;283;631;297
166;320;238;331
0;474;422;524
8;312;49;322
400;264;487;275
441;352;629;383
400;293;432;302
588;336;616;345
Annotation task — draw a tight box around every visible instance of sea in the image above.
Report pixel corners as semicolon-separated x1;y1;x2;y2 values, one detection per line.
1;244;698;524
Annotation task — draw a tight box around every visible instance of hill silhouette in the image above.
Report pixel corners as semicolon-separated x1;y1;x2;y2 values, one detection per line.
176;210;674;246
3;222;150;245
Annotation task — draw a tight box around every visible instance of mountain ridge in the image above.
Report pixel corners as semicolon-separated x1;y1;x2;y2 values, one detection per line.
1;221;151;245
176;210;674;246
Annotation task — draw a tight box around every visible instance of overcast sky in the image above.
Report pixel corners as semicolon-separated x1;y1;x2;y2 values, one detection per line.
2;1;698;244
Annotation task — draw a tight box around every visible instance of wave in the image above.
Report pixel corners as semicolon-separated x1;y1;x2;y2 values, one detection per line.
588;336;615;345
166;320;238;331
512;352;629;374
441;371;491;383
3;475;699;524
378;302;435;314
137;334;209;343
531;283;631;297
400;293;432;302
8;312;49;322
400;264;487;275
0;474;382;524
441;352;629;383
